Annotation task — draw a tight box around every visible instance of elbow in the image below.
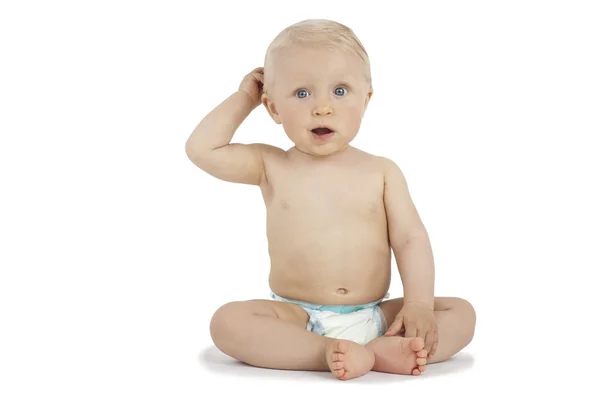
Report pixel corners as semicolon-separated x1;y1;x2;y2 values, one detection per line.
185;142;196;161
185;140;207;162
185;142;208;170
185;138;197;157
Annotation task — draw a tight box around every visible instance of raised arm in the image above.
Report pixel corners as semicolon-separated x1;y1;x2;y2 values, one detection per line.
185;67;270;186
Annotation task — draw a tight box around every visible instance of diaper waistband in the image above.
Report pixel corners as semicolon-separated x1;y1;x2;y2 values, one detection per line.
270;291;389;314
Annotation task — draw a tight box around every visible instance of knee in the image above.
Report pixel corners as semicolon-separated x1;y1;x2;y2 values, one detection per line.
454;298;476;342
209;301;245;346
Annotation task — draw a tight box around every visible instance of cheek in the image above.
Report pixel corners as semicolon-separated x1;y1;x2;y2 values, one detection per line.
343;103;365;126
280;105;305;127
277;106;306;138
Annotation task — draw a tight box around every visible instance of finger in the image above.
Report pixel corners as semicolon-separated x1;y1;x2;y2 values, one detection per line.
385;318;403;336
385;316;403;336
424;330;434;355
429;331;439;358
405;322;417;338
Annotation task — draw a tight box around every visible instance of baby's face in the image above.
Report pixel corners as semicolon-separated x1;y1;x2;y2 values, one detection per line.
262;45;372;157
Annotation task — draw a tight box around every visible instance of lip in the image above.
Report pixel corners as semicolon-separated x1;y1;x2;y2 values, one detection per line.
310;125;335;133
310;128;335;141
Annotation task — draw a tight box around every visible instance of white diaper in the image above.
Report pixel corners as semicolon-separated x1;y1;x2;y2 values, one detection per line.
270;292;389;346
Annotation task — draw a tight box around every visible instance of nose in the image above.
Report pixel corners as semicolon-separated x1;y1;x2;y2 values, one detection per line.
312;104;333;117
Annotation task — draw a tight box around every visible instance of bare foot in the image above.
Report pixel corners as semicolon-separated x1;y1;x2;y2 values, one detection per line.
325;339;375;380
366;336;428;375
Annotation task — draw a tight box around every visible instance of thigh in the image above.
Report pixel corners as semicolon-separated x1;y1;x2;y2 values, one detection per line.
377;297;459;330
213;299;310;329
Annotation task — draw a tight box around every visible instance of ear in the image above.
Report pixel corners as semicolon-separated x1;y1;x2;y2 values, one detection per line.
364;89;373;110
261;93;282;124
361;89;373;117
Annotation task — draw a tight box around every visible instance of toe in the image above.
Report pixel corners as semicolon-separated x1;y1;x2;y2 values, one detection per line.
332;361;344;370
336;340;350;354
419;365;426;372
417;349;427;358
333;369;345;378
416;358;427;366
402;337;425;357
412;368;421;376
410;337;425;351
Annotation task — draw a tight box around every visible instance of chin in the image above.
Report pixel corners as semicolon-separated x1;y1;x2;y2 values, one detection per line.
299;144;349;157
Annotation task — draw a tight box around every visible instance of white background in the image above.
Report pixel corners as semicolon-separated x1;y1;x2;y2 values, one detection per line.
1;0;598;398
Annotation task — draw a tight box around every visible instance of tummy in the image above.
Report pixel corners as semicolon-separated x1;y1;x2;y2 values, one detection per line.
266;214;392;305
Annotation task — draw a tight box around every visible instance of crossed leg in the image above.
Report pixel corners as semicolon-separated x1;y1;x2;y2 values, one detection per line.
366;296;476;374
209;299;376;380
209;296;475;380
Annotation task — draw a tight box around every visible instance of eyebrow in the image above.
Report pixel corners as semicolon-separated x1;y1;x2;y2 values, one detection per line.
290;80;354;88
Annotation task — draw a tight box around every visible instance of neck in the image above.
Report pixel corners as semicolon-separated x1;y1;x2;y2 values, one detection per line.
291;144;352;161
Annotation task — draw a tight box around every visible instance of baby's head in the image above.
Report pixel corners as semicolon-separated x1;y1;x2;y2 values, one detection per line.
261;19;373;157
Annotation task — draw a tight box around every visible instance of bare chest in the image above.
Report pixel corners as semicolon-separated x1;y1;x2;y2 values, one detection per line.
263;165;385;224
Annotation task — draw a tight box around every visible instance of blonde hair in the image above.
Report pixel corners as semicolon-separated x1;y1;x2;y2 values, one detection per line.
263;19;372;93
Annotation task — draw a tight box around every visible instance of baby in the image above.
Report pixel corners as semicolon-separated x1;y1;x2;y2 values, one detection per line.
186;19;476;380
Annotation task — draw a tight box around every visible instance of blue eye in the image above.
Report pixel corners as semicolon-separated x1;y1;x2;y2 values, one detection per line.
334;87;347;96
296;90;309;98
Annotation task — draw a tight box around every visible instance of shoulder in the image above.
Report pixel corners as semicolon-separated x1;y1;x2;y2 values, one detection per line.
372;155;408;188
374;155;397;171
346;149;406;190
250;143;287;166
252;144;287;188
347;147;393;169
345;148;403;179
251;143;286;157
366;153;402;174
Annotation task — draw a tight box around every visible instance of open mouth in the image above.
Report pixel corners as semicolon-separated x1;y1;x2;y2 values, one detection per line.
311;127;334;135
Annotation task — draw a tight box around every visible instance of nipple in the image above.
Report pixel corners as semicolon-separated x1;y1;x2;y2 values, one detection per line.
336;288;348;295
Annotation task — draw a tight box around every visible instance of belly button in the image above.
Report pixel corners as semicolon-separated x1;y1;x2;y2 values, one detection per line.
337;288;348;295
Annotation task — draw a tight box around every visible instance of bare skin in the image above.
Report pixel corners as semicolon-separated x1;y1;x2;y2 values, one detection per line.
263;146;392;306
189;42;476;380
208;146;475;379
209;293;475;379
